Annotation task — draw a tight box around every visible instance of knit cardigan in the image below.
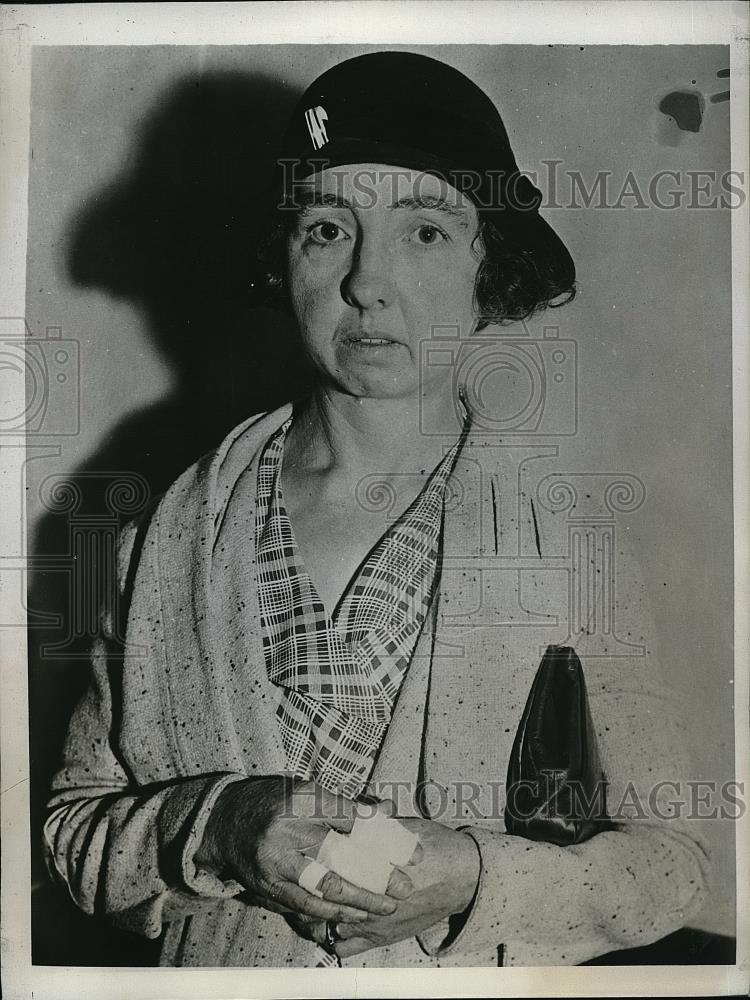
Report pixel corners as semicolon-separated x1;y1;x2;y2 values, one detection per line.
44;404;711;967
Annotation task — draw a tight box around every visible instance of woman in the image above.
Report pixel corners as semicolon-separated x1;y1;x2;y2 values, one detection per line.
44;51;709;968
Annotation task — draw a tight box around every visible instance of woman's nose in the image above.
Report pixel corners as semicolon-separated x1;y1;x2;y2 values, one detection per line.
341;240;396;311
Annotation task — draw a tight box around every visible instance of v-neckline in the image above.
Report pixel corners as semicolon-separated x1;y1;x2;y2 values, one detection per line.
273;423;455;637
274;438;405;631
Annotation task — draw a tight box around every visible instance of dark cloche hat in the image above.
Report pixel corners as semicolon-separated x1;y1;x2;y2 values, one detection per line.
278;51;571;262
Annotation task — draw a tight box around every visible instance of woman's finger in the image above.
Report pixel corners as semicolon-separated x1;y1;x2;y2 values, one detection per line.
279;882;371;923
284;912;328;945
334;935;372;959
386;865;414;899
284;851;397;916
316;868;397;916
241;888;293;916
332;919;363;941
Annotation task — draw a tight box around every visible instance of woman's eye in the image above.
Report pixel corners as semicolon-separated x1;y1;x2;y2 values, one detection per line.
307;221;349;244
412;224;447;246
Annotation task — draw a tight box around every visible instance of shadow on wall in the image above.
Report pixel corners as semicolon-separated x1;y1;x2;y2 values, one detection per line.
28;69;312;966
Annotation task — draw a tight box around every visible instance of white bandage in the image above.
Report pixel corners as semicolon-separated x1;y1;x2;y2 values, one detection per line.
314;809;420;894
297;858;330;898
351;809;419;866
318;829;394;894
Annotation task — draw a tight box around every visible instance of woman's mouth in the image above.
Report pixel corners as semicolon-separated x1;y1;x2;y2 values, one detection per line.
342;333;403;347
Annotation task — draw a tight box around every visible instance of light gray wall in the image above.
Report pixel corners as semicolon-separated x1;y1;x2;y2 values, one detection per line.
26;44;735;942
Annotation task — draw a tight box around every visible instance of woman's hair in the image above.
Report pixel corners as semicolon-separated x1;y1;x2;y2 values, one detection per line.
470;213;576;328
257;204;576;329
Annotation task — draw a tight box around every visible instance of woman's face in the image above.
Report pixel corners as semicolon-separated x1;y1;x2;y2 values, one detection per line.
285;164;481;401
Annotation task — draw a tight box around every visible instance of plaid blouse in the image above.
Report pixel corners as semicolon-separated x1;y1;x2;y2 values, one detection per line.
255;415;464;800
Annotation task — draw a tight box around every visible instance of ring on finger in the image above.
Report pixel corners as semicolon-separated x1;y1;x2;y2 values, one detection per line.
324;920;341;951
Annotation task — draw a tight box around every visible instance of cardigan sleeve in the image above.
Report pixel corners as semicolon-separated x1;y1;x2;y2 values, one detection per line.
417;534;712;963
42;519;248;940
417;671;711;961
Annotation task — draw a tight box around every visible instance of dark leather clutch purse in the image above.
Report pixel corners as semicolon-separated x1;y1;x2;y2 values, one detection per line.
504;645;613;845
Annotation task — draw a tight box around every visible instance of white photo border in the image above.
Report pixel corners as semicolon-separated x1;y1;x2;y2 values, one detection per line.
1;3;747;998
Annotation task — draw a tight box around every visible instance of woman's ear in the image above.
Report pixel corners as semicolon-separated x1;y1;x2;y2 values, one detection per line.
262;269;284;293
255;210;289;305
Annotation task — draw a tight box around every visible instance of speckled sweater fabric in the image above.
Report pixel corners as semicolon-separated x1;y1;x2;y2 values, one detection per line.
44;405;711;967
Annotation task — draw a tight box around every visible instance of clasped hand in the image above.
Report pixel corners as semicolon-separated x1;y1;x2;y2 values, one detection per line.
326;812;481;958
196;776;480;957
